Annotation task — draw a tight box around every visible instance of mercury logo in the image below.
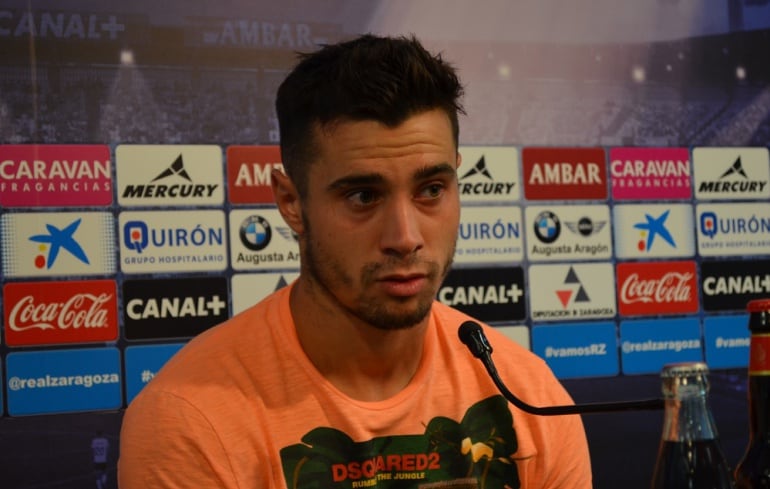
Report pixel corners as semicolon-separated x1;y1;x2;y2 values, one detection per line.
698;157;768;194
122;154;218;199
458;156;516;195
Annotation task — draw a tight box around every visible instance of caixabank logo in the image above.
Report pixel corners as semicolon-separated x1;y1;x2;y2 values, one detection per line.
700;259;770;311
437;266;526;322
0;144;113;207
119;210;227;274
3;280;119;346
612;203;695;259
122;277;229;340
697;203;770;257
522;147;607;200
116;144;224;207
524;204;612;262
616;260;699;316
609;147;692;200
456;146;519;204
226;145;283;204
693;147;770;201
528;263;616;321
229;208;300;271
0;212;116;278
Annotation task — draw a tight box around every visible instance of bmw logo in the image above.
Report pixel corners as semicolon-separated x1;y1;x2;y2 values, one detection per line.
534;210;560;244
240;215;272;251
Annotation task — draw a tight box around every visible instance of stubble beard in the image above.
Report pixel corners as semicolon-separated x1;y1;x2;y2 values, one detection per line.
301;215;456;331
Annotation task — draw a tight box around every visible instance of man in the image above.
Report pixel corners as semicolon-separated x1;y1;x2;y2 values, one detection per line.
119;34;591;488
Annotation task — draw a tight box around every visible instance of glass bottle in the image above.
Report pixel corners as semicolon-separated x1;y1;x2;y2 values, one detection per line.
735;298;770;488
651;361;736;489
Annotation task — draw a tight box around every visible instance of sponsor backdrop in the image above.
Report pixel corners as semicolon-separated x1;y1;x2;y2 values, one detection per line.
2;1;770;488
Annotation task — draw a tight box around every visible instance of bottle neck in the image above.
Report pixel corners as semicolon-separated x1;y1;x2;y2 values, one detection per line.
661;387;718;442
747;374;770;436
748;333;770;436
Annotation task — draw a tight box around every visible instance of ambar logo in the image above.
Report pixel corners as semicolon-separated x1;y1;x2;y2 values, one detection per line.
3;280;119;346
522;147;607;200
226;145;283;204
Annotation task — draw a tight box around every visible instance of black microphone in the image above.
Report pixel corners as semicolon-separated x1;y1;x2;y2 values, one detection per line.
458;321;665;415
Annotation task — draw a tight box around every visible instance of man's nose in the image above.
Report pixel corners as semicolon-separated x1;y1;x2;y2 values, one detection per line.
380;197;424;257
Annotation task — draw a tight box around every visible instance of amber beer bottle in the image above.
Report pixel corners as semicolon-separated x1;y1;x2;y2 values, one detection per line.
651;362;736;489
735;298;770;488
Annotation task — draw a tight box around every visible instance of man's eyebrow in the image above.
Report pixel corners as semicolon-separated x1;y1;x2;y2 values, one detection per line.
414;163;456;180
327;173;385;192
326;163;456;193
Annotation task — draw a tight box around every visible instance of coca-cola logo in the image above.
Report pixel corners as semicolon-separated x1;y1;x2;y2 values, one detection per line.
616;261;699;316
9;293;112;331
3;280;118;346
620;272;694;304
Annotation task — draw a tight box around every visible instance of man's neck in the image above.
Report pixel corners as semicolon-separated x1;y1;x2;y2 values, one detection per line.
289;280;429;402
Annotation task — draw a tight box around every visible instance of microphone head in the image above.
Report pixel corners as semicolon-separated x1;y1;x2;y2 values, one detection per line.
458;321;493;358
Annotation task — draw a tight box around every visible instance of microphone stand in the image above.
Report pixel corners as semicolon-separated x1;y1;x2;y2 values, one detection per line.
459;321;665;416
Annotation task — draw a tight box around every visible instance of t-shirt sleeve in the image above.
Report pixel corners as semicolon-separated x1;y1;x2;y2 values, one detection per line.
118;390;238;489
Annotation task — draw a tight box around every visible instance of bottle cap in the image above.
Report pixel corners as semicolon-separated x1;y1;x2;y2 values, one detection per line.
660;361;709;378
748;299;770;313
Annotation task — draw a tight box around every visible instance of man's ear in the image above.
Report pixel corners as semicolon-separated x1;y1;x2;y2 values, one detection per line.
271;169;305;235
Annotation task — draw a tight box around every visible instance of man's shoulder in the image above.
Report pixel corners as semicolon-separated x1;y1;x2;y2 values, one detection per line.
134;289;288;395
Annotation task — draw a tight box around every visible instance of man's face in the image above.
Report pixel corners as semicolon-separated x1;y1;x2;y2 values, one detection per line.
298;109;461;330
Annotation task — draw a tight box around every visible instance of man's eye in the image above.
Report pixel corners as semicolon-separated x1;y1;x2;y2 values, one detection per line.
347;190;378;206
420;183;445;199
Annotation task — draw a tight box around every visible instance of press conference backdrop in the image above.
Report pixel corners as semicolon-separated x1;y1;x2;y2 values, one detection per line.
2;0;770;487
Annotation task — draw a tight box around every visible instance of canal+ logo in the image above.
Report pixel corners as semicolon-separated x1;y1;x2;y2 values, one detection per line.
28;218;90;269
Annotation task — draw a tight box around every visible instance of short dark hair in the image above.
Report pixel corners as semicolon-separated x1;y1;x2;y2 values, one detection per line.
275;33;465;196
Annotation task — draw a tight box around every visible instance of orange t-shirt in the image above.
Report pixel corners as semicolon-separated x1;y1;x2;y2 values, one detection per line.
119;285;591;488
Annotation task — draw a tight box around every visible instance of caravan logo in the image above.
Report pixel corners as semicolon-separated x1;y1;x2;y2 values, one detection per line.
610;147;691;200
0;144;113;207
